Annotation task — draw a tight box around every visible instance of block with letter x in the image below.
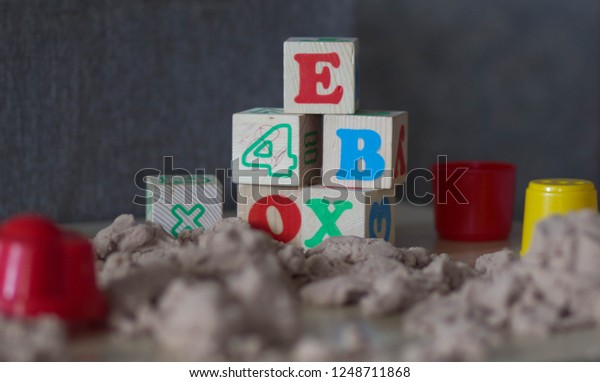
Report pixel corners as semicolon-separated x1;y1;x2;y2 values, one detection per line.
232;108;322;186
322;110;408;190
237;184;395;248
301;186;395;248
146;175;223;237
284;37;359;114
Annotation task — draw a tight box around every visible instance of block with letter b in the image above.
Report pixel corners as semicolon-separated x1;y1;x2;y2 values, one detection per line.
322;111;408;189
284;37;359;114
146;175;223;237
232;108;322;186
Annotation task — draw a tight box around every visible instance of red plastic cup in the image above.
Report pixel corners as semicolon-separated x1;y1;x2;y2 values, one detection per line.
0;214;106;322
431;161;516;241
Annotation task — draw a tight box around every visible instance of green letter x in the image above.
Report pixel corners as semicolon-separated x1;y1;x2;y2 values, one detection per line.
304;199;353;248
171;204;205;237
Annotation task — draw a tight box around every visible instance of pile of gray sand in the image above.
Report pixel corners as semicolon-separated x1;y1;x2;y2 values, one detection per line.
0;315;65;361
402;210;600;360
1;210;599;361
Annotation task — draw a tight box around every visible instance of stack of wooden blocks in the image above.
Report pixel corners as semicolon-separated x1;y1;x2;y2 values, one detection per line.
233;37;409;248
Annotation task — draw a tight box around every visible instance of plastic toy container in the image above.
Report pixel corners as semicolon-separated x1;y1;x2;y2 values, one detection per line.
0;214;106;322
431;161;516;241
521;179;598;255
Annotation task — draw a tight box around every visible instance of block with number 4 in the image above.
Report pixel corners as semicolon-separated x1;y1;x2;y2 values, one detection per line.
146;175;223;237
237;184;395;248
284;37;359;114
232;108;322;186
322;110;408;190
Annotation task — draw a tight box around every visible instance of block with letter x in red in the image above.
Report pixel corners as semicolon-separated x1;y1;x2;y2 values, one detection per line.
322;110;408;190
284;37;359;114
237;185;395;248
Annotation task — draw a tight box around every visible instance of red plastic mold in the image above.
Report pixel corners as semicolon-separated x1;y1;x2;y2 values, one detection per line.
0;214;106;322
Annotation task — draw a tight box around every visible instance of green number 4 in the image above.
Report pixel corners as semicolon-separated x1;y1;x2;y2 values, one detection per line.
241;123;298;178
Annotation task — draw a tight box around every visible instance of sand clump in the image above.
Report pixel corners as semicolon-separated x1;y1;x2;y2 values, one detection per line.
402;210;600;360
2;210;600;361
94;215;303;360
301;237;476;316
0;315;66;361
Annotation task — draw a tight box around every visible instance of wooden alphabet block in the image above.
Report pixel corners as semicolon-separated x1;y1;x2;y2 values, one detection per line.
284;37;359;114
322;110;408;189
237;184;395;248
300;186;395;248
232;107;322;186
146;175;223;237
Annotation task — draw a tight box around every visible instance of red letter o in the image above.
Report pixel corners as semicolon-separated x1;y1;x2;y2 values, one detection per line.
248;195;301;243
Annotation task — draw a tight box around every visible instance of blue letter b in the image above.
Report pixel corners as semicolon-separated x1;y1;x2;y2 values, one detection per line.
336;129;385;181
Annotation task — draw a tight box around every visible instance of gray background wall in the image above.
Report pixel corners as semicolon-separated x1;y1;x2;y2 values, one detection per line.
1;0;598;222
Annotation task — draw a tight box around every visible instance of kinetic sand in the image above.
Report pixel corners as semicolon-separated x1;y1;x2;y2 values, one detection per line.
1;211;600;361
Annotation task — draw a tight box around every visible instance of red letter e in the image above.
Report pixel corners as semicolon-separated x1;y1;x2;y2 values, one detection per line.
294;53;343;104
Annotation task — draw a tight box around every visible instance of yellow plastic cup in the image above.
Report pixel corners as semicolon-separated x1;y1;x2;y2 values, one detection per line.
521;178;598;255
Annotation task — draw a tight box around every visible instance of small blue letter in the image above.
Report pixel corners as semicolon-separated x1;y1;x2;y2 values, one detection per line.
369;198;391;241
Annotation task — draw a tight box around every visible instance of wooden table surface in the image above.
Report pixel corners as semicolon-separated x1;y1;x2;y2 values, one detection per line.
63;205;600;361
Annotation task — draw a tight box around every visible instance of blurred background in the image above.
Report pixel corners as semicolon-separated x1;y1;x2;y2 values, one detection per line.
1;0;598;222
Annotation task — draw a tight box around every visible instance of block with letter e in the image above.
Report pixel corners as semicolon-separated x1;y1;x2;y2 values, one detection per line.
232;108;322;186
284;37;359;114
322;111;408;190
146;175;223;238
